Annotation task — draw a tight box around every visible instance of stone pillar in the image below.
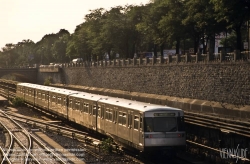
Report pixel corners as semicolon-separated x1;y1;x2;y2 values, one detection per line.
152;56;156;65
176;54;180;63
146;57;149;64
207;51;212;61
185;53;189;62
133;58;136;66
220;50;226;62
158;56;162;64
139;57;142;65
122;59;125;66
196;53;201;63
233;50;239;62
168;55;172;64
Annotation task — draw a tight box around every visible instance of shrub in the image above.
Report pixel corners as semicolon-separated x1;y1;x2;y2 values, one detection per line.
100;138;113;154
44;77;52;86
11;97;25;107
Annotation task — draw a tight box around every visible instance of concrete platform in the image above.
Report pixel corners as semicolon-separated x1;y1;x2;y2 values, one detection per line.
0;95;8;107
35;131;85;164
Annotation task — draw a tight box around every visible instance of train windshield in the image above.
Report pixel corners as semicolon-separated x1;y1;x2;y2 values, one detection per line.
144;117;177;132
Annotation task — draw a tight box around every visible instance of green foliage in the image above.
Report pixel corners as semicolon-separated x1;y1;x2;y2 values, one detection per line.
11;97;25;107
1;0;250;66
100;138;113;154
220;32;237;49
44;77;52;86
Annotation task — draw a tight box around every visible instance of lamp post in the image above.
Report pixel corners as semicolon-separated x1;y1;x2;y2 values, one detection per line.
41;47;44;65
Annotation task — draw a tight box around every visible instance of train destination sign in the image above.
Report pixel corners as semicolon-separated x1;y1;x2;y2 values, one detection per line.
154;113;175;117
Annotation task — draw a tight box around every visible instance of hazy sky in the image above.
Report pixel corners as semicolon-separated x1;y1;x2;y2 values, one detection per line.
0;0;149;49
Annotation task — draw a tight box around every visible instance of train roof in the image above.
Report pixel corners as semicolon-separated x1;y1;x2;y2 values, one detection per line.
18;83;79;95
17;83;182;112
99;96;181;112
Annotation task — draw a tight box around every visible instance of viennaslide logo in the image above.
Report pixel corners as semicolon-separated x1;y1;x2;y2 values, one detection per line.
219;144;248;163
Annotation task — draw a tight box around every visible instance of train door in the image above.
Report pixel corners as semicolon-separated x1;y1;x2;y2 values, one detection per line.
128;110;133;142
139;113;144;147
92;104;97;130
97;105;101;131
113;107;118;136
133;114;140;144
99;104;105;133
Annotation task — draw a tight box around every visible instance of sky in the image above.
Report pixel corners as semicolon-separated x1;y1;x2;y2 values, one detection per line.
0;0;150;49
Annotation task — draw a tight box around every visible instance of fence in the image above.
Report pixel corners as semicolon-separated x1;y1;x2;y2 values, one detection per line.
60;50;250;68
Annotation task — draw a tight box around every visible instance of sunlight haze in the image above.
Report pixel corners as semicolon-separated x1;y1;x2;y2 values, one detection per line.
0;0;149;49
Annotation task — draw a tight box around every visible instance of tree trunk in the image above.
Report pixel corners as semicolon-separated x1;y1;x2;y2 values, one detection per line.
176;39;180;54
160;43;165;57
235;27;242;51
153;44;157;57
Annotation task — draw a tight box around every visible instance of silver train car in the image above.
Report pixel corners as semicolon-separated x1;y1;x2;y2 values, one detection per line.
16;83;186;152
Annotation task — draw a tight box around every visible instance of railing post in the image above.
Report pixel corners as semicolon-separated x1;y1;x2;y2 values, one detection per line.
133;58;136;66
196;52;201;63
233;50;239;62
176;54;180;63
207;51;212;61
152;56;156;65
185;53;190;62
168;55;172;64
139;57;142;65
160;56;164;64
146;57;149;64
122;59;125;66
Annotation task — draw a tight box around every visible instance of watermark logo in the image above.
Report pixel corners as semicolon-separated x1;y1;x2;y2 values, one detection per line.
219;144;248;163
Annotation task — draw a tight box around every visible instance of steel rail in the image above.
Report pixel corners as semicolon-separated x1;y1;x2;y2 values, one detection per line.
1;111;67;164
0;146;11;164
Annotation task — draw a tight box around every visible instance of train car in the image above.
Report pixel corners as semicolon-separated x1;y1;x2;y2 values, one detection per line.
16;83;186;152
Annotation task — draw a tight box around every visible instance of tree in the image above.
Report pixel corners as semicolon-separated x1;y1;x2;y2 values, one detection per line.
211;0;250;51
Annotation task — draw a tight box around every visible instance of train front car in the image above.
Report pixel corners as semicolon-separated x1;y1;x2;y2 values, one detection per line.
143;107;186;153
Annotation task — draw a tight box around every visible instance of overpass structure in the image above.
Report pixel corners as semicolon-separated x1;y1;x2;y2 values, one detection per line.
0;68;38;83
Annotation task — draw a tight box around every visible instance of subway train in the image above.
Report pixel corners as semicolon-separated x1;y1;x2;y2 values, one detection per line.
16;83;186;152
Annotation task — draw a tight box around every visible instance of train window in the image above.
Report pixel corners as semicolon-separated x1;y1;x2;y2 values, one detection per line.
75;101;80;110
140;116;143;130
89;105;92;114
134;116;139;130
118;112;122;124
118;112;126;126
101;105;105;118
110;109;113;121
128;114;132;128
57;96;61;104
98;106;101;117
105;109;112;121
63;98;66;106
38;92;41;99
52;95;56;103
93;105;97;115
69;99;73;108
144;118;153;132
177;117;185;131
42;93;45;100
122;113;127;126
83;103;89;113
105;108;109;120
154;117;177;132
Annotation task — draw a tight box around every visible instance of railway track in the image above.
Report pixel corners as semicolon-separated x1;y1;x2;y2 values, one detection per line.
185;111;250;137
2;108;146;164
1;86;250;163
0;111;68;164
